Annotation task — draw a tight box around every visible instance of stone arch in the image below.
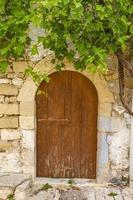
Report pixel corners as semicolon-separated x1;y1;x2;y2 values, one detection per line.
17;55;115;182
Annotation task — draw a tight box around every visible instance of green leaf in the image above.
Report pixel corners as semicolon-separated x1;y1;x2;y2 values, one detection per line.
31;45;39;55
41;183;53;191
108;192;118;197
0;61;8;73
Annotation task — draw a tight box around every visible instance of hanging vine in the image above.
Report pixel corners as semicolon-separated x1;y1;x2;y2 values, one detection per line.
0;0;133;115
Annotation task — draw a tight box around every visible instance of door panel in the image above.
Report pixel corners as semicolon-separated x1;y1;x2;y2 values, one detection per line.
36;71;98;178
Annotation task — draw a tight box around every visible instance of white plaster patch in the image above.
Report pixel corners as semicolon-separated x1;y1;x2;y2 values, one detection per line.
107;126;130;177
111;116;126;133
21;130;34;150
0;152;22;173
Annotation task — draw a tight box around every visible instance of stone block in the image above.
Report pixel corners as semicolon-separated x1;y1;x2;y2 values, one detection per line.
5;96;17;103
0;103;19;115
122;188;133;200
97;132;109;166
21;130;34;150
7;73;15;79
97;167;110;183
17;73;25;79
111;116;125;132
13;61;28;73
22;165;34;175
93;73;115;103
0;73;6;78
20;101;35;116
17;79;37;101
19;116;35;130
0;174;30;187
14;180;31;200
0;152;22;173
0;117;18;128
12;77;23;87
0;84;18;96
108;127;130;170
0;78;11;84
0;95;4;102
0;141;12;152
98;116;111;132
98;103;112;117
22;149;34;166
1;129;20;140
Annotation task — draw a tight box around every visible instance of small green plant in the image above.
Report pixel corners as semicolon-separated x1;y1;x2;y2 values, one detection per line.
7;193;15;200
68;179;76;185
108;192;118;199
41;183;53;191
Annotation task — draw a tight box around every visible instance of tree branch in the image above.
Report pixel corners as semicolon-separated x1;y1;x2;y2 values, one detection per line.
116;51;133;76
116;50;133;116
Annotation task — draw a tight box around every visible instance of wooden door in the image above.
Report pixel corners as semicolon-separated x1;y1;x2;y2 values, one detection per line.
36;71;98;178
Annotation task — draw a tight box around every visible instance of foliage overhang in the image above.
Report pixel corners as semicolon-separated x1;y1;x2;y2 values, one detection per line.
0;0;133;114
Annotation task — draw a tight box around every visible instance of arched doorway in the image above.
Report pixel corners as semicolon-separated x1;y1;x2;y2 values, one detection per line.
36;71;98;179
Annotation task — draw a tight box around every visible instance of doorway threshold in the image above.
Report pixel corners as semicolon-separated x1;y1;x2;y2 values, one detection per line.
35;178;104;187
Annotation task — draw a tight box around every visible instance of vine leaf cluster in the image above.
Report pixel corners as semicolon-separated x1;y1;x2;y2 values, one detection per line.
0;0;133;115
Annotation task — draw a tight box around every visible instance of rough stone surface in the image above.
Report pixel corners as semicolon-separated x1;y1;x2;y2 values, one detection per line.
0;129;20;140
7;73;15;79
98;117;111;132
0;141;12;152
26;185;133;200
122;188;133;200
107;126;130;178
0;84;18;96
22;149;34;167
111;116;126;133
20;101;35;116
0;187;13;199
22;165;34;175
0;95;4;102
5;96;17;103
19;116;35;130
0;184;132;200
17;79;37;101
0;78;11;84
0;174;30;187
99;103;112;117
0;103;19;115
93;74;115;103
0;117;18;128
13;61;28;73
14;180;31;200
0;152;22;173
12;77;24;87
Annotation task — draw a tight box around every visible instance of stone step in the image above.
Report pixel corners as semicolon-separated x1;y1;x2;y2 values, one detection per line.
0;175;133;200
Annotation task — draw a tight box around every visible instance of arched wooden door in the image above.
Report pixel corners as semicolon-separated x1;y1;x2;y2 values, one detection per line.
36;71;98;178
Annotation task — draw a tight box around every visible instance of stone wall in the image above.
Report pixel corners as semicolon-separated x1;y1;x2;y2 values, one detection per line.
0;56;132;184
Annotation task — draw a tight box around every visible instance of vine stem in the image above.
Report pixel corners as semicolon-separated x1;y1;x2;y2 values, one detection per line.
115;50;133;116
